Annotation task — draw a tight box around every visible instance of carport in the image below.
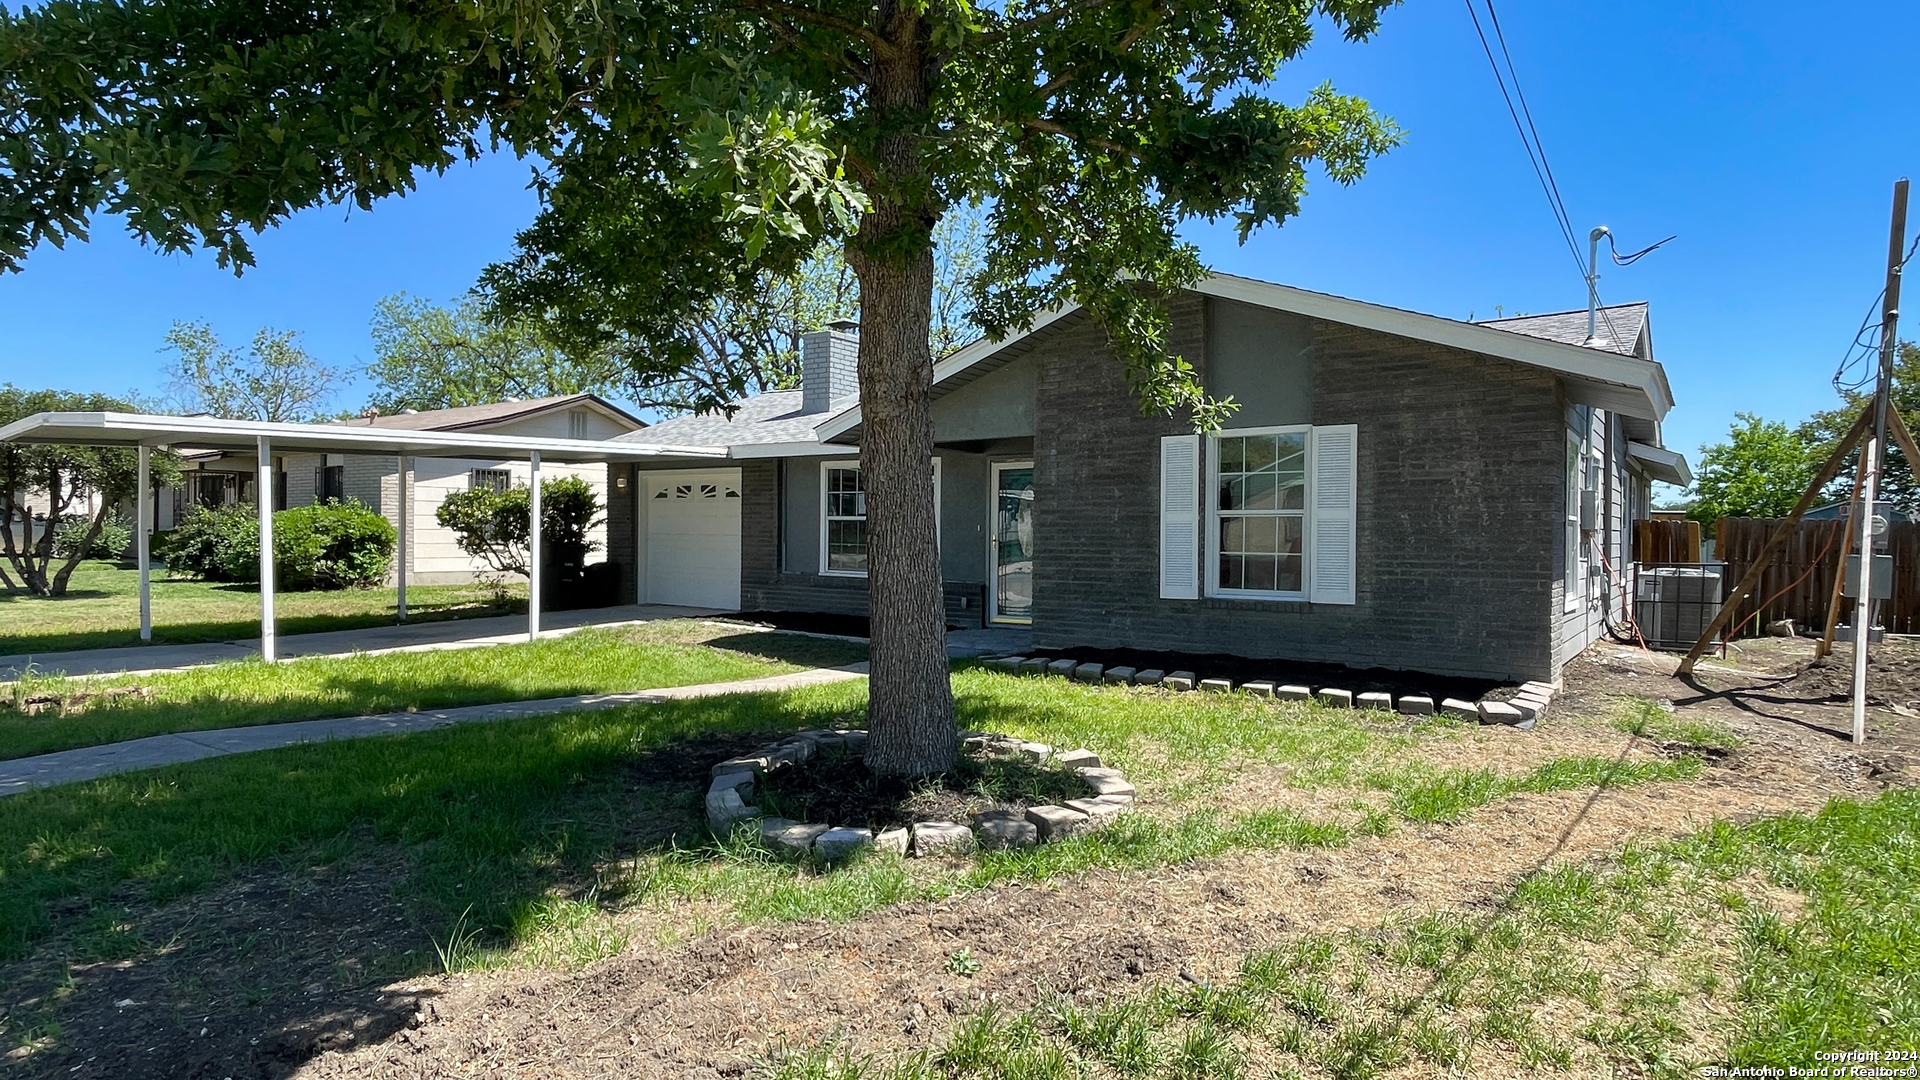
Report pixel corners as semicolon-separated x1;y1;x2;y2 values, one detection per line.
0;412;726;659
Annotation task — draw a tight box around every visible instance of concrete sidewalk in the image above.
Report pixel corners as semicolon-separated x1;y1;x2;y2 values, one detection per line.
0;664;868;796
0;603;725;682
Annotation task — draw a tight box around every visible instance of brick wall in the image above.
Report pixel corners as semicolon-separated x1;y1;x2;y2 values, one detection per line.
1029;299;1564;682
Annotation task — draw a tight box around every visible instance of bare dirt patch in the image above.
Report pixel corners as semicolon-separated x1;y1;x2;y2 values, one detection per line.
1;854;436;1080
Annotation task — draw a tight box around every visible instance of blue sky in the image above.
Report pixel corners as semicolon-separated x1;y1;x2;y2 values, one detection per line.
2;1;1915;477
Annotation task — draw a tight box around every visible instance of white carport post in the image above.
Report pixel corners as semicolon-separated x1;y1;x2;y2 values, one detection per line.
257;436;276;662
528;450;542;642
136;445;151;641
396;453;409;621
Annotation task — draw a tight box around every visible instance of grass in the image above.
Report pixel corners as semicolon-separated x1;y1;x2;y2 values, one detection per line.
1613;697;1745;751
759;788;1920;1080
0;668;1706;971
0;560;523;656
0;622;868;760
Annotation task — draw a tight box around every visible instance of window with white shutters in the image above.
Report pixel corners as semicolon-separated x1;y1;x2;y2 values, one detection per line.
1175;424;1358;605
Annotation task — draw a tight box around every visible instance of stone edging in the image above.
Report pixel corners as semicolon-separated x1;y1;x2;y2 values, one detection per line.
982;656;1560;731
705;729;1136;858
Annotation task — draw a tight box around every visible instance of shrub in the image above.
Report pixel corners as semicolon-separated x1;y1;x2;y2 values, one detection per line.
436;475;602;576
52;510;133;560
155;504;258;581
155;501;395;590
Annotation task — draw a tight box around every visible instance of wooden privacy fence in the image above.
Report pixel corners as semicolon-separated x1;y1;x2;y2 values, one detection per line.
1713;517;1920;635
1635;519;1702;563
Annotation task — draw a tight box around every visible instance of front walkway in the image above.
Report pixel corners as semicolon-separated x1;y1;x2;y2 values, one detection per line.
0;604;725;681
0;664;868;797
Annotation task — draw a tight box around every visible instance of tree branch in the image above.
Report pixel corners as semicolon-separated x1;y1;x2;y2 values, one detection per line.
731;0;895;57
1020;117;1138;158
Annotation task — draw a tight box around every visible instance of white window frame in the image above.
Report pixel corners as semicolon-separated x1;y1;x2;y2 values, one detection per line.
818;458;942;577
1565;432;1583;613
1205;424;1311;601
469;467;512;492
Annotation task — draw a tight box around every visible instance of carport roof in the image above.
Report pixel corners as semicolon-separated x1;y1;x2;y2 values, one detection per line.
0;412;728;464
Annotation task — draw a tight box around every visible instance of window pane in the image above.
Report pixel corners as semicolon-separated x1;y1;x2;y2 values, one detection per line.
1279;516;1304;555
1243;473;1278;511
1278;476;1304;510
1219;476;1243;512
1274;434;1305;471
1219;554;1243;590
1220;515;1245;553
1219;437;1245;473
1276;554;1303;593
1244;555;1277;591
1244;515;1280;554
1245;435;1278;472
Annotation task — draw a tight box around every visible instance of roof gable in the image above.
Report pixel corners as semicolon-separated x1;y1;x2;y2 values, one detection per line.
815;274;1675;445
350;394;644;434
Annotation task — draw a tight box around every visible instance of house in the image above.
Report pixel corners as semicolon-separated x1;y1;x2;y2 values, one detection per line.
596;273;1688;683
156;394;644;584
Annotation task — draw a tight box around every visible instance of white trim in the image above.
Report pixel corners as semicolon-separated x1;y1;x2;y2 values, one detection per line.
0;411;728;463
727;441;860;459
987;460;1036;625
1626;441;1691;486
815;457;942;577
1205;425;1311;602
1565;432;1583;614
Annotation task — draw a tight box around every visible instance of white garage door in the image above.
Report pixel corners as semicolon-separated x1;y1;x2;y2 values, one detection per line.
644;470;743;610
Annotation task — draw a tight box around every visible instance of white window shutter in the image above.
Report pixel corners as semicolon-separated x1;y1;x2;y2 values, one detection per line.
1309;424;1358;605
1159;434;1201;600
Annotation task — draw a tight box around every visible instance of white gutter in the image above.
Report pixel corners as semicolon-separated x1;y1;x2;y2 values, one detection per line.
1627;441;1692;487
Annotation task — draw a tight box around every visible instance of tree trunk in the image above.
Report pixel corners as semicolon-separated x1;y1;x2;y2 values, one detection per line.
850;12;956;778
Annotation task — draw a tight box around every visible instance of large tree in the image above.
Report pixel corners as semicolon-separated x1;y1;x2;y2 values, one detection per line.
0;0;1399;775
0;386;180;596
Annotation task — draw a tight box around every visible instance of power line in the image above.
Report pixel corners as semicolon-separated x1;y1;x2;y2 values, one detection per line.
1834;229;1920;394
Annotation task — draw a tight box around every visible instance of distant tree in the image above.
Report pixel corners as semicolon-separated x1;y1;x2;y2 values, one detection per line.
588;207;987;415
1687;413;1817;530
366;293;626;412
0;386;181;595
1800;341;1920;513
161;322;345;422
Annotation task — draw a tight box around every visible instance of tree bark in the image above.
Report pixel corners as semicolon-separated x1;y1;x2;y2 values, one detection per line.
849;8;956;778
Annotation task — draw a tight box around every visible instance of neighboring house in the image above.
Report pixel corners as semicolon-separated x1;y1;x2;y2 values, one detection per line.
602;274;1688;683
157;394;644;584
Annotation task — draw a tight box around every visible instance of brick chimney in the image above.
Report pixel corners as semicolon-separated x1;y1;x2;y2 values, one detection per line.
800;319;860;414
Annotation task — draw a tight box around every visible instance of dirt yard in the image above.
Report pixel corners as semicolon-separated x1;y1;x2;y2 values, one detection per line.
3;636;1913;1080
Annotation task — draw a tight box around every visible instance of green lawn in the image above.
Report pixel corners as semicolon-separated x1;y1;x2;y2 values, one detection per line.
0;668;1904;1071
0;622;868;760
0;560;523;656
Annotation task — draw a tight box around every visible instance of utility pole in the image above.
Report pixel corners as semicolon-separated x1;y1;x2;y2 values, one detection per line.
1852;177;1909;746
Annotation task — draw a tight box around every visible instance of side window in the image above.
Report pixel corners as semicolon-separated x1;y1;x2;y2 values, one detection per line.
469;468;512;493
823;465;867;574
1207;428;1308;597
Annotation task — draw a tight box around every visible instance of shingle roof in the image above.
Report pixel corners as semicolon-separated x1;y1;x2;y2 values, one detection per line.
612;390;826;447
1479;303;1649;358
344;394;642;432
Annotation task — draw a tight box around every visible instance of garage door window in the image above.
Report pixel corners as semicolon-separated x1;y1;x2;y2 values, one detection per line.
654;481;740;500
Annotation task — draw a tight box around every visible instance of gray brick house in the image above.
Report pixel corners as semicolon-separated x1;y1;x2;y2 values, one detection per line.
605;274;1689;682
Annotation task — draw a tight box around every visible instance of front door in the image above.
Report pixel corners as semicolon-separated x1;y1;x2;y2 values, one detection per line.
990;462;1035;624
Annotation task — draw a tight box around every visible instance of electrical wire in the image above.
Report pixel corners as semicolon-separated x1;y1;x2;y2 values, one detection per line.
1463;0;1585;279
1834;229;1920;395
1465;0;1669;351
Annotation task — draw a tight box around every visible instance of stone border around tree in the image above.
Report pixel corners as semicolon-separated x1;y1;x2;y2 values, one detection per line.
981;655;1560;731
705;729;1136;858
